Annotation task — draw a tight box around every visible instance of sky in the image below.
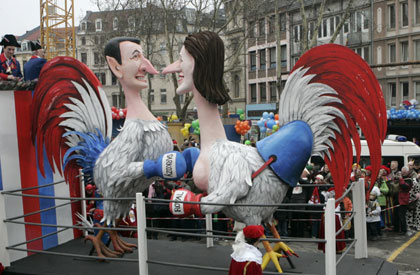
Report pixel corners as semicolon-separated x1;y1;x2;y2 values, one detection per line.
0;0;98;37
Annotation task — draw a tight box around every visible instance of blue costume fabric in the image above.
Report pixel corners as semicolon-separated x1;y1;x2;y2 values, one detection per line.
24;56;47;81
0;53;22;80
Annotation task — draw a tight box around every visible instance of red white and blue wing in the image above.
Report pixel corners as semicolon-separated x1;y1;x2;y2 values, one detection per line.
279;44;386;199
31;56;112;182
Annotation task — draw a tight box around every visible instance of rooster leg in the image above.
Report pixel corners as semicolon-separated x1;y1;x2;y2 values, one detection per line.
261;234;286;273
268;223;299;258
106;218;137;253
84;229;122;260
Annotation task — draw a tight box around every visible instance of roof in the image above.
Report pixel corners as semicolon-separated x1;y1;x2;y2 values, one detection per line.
17;26;41;41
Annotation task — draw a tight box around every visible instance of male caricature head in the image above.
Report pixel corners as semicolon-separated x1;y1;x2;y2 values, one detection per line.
104;37;158;91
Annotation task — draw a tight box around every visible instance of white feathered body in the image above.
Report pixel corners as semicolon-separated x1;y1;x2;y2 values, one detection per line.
201;140;289;225
94;119;172;224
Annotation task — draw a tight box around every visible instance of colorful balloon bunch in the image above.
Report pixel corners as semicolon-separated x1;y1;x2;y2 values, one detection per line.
387;108;420;120
191;119;200;135
235;119;251;135
168;114;179;122
257;112;280;135
237;108;245;121
180;123;191;137
111;106;127;120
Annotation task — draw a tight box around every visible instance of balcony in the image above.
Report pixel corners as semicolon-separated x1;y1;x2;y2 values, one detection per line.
347;32;370;46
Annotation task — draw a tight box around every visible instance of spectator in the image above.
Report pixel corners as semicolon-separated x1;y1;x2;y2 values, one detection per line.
406;176;420;235
290;168;312;237
23;40;47;81
397;166;414;235
0;34;22;81
307;174;326;238
374;166;390;235
408;160;418;180
366;187;381;241
389;160;400;232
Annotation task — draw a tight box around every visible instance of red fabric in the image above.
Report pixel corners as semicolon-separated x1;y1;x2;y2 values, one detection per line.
398;178;412;205
318;214;346;253
243;225;264;239
309;187;320;204
229;259;262;275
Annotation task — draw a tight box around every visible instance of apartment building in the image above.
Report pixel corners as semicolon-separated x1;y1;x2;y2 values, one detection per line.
373;0;420;109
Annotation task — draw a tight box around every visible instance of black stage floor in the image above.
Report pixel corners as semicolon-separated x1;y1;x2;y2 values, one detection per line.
4;237;398;275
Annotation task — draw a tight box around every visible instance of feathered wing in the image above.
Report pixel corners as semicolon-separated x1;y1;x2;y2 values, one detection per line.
31;56;112;183
279;44;386;200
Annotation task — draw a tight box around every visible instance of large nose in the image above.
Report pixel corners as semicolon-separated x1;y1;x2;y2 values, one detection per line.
140;57;159;75
162;60;181;74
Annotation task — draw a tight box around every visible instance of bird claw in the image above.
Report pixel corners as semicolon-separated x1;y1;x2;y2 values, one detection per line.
262;250;285;273
84;234;123;260
107;230;137;253
273;242;299;258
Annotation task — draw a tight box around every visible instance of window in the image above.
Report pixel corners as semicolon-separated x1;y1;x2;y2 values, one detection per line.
250;51;256;71
112;94;119;107
363;11;369;30
280;45;287;67
309;22;314;40
401;82;409;101
401;2;408;27
95;73;106;85
363;47;370;63
269;47;276;69
322;19;328;37
356;11;362;32
113;18;118;31
388;5;395;29
268;16;275;34
279;13;286;31
81;37;86;45
81;53;87;64
160;42;166;52
416;0;420;25
259;49;266;70
95;19;102;31
248;21;255;38
330;17;334;37
179;94;184;104
415;81;420;103
94;36;99;45
269;81;277;102
250;84;257;103
389;44;396;63
234;75;240;98
259;83;266;103
344;18;350;33
160;89;167;104
94;52;99;65
259;18;265;36
128;17;135;31
112;74;117;85
294;25;302;42
388;83;396;106
81;22;86;31
415;40;420;60
149;89;154;104
401;41;408;62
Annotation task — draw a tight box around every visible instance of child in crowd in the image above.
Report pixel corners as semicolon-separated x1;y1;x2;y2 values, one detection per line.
366;187;381;241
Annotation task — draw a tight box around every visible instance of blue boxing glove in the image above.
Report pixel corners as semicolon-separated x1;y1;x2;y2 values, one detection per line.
144;151;187;180
182;147;200;173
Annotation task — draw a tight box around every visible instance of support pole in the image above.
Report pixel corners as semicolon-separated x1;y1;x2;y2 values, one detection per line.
206;214;213;248
352;178;368;259
325;198;336;275
0;193;10;267
136;193;148;275
79;169;87;237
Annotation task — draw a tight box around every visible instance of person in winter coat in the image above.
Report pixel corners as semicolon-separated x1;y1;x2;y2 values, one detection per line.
366;186;381;241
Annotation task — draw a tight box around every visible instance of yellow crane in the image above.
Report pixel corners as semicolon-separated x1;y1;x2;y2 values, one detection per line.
40;0;75;60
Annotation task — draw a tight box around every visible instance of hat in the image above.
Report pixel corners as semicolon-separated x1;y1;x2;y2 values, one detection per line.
370;186;380;197
365;165;372;171
85;184;94;192
29;40;42;51
380;165;390;175
306;164;313;171
352;163;361;169
243;225;265;239
0;34;21;47
315;174;324;181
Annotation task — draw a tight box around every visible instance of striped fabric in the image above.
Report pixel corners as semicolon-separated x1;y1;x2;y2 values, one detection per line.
0;90;79;262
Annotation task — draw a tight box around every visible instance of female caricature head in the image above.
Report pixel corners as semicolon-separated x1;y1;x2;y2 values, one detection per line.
182;31;231;105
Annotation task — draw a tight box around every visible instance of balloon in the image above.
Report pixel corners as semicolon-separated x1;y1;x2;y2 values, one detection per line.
269;112;274;119
184;123;191;129
266;119;275;129
260;126;267;133
274;114;279;120
245;140;251;145
112;113;116;119
119;111;124;117
262;112;269;119
194;128;200;135
240;113;245;120
257;119;264;128
272;125;279;132
237;108;244;115
192;119;200;129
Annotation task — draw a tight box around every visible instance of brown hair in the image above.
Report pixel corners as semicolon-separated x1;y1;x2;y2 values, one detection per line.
184;31;231;105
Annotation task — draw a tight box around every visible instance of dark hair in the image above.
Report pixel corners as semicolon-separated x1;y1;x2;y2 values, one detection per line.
245;237;260;245
104;37;140;65
184;31;230;105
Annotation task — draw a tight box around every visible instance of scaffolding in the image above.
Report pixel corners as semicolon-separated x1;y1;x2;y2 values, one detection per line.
40;0;75;60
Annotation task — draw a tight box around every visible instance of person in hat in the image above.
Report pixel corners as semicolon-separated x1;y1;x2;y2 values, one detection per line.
23;40;47;81
0;34;22;81
229;225;264;275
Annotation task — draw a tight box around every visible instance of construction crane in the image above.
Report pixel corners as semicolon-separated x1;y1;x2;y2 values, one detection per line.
40;0;75;60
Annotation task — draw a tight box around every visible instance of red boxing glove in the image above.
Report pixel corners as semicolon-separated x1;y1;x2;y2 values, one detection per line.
169;189;203;217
